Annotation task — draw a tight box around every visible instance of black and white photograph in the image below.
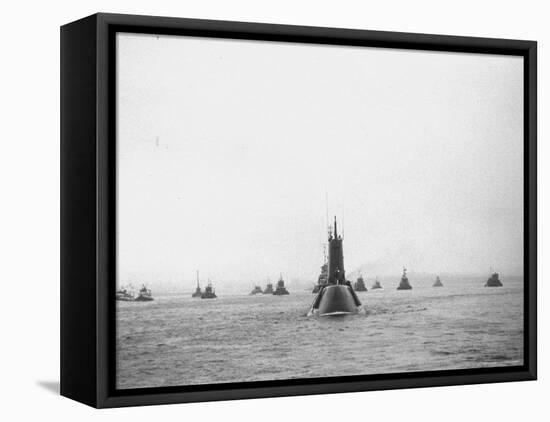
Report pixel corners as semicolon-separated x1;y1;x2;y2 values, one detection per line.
2;0;546;418
115;32;525;390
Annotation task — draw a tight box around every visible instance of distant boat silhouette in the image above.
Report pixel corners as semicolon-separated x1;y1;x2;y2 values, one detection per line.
312;246;328;293
116;285;135;301
249;285;263;295
192;270;202;298
433;276;443;287
273;274;290;295
201;280;217;299
485;270;503;287
354;273;367;291
371;277;383;290
135;284;154;301
263;282;274;294
397;267;412;290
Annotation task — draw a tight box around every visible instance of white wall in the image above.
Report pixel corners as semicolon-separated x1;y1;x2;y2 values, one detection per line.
1;0;546;420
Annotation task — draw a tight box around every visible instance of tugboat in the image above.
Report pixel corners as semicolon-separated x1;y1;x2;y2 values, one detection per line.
371;277;383;290
192;270;202;298
308;217;362;316
485;270;503;287
433;275;443;287
201;280;217;299
249;285;263;295
312;259;328;293
263;282;274;294
134;284;154;301
273;274;290;295
116;285;135;301
354;273;368;292
397;267;412;290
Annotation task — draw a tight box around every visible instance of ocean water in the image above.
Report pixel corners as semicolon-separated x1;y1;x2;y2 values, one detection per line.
116;277;524;389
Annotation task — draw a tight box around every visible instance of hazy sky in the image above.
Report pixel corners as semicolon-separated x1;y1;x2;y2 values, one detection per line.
116;32;523;286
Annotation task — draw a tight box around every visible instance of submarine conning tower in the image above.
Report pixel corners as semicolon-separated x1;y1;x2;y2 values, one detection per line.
327;216;346;285
308;215;362;316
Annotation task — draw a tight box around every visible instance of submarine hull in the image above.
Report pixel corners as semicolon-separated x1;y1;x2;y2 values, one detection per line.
309;284;362;316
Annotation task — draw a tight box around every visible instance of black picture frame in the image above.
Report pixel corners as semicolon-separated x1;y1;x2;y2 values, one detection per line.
61;12;537;408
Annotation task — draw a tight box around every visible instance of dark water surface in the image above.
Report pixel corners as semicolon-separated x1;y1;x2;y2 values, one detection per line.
116;277;523;389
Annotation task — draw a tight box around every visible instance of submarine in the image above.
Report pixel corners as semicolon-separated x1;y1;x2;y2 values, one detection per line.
397;267;412;290
308;217;362;316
